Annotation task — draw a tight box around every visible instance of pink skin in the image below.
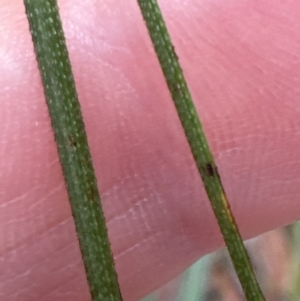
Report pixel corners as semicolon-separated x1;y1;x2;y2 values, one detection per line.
1;0;300;300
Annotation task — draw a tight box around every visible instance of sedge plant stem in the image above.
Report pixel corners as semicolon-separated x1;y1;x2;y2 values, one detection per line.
23;1;122;300
136;1;265;300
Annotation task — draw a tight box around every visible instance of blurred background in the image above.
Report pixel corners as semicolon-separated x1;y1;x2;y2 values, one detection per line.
140;221;300;301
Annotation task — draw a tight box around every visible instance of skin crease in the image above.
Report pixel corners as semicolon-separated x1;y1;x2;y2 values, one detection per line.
1;0;300;300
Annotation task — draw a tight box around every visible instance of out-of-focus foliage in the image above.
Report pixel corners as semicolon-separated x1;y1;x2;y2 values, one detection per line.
141;222;300;301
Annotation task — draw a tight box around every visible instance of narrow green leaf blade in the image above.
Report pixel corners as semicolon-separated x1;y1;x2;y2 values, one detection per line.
23;1;122;300
136;1;265;300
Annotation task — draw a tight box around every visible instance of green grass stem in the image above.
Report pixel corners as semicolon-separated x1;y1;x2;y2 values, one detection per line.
23;1;122;300
136;1;265;300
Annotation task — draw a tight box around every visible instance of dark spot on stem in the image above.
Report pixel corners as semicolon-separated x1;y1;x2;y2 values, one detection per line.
171;82;179;95
204;163;218;178
171;44;178;60
68;135;77;147
86;185;100;205
205;163;214;177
